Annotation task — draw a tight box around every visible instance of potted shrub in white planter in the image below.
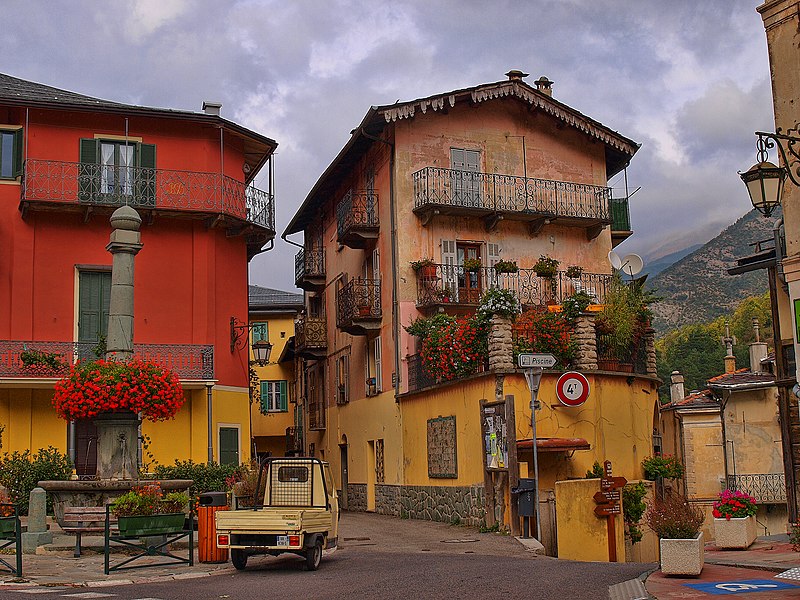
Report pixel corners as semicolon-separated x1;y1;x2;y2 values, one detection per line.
712;489;758;549
645;492;705;576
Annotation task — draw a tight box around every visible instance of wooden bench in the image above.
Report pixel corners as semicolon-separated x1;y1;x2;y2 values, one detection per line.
62;506;117;557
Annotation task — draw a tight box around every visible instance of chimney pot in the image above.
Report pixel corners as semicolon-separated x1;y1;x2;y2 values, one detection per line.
505;69;529;82
670;371;685;404
202;101;222;116
534;76;554;97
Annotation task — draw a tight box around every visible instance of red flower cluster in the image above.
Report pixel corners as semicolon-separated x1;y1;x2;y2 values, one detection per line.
712;489;757;520
421;316;488;381
513;307;575;365
53;359;185;422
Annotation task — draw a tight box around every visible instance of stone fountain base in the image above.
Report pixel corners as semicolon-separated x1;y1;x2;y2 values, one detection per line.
38;479;193;527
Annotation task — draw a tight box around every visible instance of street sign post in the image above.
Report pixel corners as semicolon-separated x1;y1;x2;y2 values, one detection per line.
593;490;621;503
555;371;590;407
518;353;557;369
592;460;626;562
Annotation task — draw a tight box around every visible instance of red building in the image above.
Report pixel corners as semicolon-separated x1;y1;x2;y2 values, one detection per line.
0;73;276;472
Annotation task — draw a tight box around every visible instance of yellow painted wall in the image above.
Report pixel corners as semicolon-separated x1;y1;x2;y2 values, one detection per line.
556;478;625;562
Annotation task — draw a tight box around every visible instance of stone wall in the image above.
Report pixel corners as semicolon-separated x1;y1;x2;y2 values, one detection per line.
375;484;401;516
573;312;598;370
346;484;367;512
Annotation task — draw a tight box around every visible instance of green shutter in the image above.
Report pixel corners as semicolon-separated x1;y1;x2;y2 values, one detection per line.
12;129;23;178
78;271;111;344
279;381;288;412
79;139;99;202
260;381;269;412
137;143;156;207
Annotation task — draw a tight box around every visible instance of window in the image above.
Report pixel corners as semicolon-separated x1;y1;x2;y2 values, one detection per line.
79;138;156;205
0;129;22;179
450;148;481;206
260;380;288;412
336;355;350;405
366;336;382;396
252;323;268;343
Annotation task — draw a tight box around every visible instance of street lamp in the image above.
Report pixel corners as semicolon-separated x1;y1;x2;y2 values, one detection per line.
230;317;273;367
741;124;800;217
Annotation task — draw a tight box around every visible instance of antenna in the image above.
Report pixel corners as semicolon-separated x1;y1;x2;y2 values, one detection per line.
620;254;643;277
608;250;622;270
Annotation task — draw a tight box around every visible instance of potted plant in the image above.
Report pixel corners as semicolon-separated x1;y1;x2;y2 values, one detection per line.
463;257;482;272
645;492;705;576
565;265;584;279
410;258;437;280
533;255;559;278
641;454;684;481
712;489;758;549
111;483;189;537
493;259;518;274
20;348;65;375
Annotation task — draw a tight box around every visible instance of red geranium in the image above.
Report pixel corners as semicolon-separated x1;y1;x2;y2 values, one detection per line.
53;359;185;422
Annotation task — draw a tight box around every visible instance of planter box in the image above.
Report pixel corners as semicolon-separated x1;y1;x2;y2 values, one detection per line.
0;516;16;536
660;532;703;576
714;515;757;549
117;513;185;537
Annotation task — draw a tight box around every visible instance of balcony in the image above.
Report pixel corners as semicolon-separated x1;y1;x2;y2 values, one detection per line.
413;167;611;238
21;160;275;258
407;353;488;394
610;195;632;247
0;340;214;380
295;316;327;359
336;191;379;249
336;278;381;335
294;248;326;291
415;265;611;309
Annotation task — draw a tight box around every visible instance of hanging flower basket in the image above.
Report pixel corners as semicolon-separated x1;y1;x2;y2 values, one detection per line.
52;359;185;422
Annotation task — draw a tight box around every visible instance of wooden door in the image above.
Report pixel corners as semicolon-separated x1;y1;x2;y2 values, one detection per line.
457;243;482;303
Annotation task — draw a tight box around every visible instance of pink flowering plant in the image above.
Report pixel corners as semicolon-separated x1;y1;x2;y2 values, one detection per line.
712;489;757;520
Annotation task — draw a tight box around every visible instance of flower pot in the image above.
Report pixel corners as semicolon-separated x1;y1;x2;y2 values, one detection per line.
714;515;756;549
358;305;372;317
597;358;620;371
418;265;438;280
618;362;634;373
659;532;703;576
117;513;186;537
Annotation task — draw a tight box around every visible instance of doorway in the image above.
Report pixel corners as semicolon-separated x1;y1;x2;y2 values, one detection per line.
457;242;482;304
339;442;349;511
367;440;376;512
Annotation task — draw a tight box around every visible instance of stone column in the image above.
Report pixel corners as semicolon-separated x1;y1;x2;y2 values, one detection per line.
105;205;143;361
573;312;598;370
488;314;515;373
644;327;657;377
21;487;52;553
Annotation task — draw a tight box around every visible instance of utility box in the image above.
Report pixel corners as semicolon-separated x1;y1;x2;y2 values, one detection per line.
513;478;537;517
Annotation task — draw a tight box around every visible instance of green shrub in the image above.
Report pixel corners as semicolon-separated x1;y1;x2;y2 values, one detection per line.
641;455;684;480
623;482;648;544
585;461;604;478
0;446;73;514
150;460;242;506
645;492;704;539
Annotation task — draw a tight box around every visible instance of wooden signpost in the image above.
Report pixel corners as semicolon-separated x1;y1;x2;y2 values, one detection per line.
593;460;627;562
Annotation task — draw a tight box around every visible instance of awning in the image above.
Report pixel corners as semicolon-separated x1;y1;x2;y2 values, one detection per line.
516;438;591;452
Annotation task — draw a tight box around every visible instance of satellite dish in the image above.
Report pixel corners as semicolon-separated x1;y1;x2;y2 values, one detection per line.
608;250;622;270
621;253;643;277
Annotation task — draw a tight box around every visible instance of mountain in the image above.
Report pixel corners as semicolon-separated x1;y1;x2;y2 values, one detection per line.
648;208;780;335
643;244;703;278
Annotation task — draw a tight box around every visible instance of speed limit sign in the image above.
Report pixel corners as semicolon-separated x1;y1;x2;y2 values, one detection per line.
556;371;590;407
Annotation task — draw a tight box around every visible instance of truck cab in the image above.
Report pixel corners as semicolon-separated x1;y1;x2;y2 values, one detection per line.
215;457;339;571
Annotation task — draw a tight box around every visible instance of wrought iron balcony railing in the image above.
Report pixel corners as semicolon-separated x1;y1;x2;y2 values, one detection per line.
336;191;379;248
294;248;326;290
0;340;214;380
727;473;787;504
336;278;382;334
415;265;611;307
21;160;275;233
406;353;488;394
412;167;611;224
295;316;327;356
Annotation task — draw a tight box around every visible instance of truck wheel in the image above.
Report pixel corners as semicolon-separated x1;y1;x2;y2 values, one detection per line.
231;549;248;571
305;539;322;571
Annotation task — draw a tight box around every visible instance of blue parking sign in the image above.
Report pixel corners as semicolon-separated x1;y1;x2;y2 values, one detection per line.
685;579;800;595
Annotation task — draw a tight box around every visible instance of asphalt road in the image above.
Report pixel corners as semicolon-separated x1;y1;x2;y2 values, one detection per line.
0;513;653;600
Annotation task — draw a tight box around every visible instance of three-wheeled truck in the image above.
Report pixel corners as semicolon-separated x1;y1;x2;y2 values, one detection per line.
215;457;339;571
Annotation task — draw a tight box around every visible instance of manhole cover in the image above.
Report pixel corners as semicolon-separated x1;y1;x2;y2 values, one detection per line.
441;538;479;543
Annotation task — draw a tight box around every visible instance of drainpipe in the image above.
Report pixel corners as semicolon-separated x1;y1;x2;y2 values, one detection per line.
358;127;399;403
207;383;214;463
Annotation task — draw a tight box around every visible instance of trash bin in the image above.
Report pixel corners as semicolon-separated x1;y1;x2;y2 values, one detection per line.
512;478;537;517
197;491;229;563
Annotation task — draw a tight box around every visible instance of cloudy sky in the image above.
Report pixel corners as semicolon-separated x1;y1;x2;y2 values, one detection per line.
2;0;775;290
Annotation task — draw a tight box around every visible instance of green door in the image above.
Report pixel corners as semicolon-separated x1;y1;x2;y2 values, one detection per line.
219;427;240;466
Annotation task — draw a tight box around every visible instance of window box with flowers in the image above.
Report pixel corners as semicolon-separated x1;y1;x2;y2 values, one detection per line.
462;257;482;272
411;258;438;280
493;259;518;274
712;489;758;549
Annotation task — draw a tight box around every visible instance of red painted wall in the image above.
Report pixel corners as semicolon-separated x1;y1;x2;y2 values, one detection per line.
0;105;259;387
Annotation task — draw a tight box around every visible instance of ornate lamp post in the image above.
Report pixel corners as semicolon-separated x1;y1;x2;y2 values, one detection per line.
740;124;800;216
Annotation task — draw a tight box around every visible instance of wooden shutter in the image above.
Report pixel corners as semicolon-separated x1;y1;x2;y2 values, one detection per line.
441;240;458;302
344;355;350;403
260;381;269;412
219;427;239;465
374;336;382;391
78;271;111;344
279;381;288;412
12;129;23;178
79;139;99;201
487;243;501;288
372;248;380;281
137;143;156;207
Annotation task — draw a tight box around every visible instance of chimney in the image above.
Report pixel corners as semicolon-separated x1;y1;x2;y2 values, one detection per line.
749;317;769;373
202;101;222;116
670;371;685;404
534;76;554;97
505;69;529;82
723;320;736;374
